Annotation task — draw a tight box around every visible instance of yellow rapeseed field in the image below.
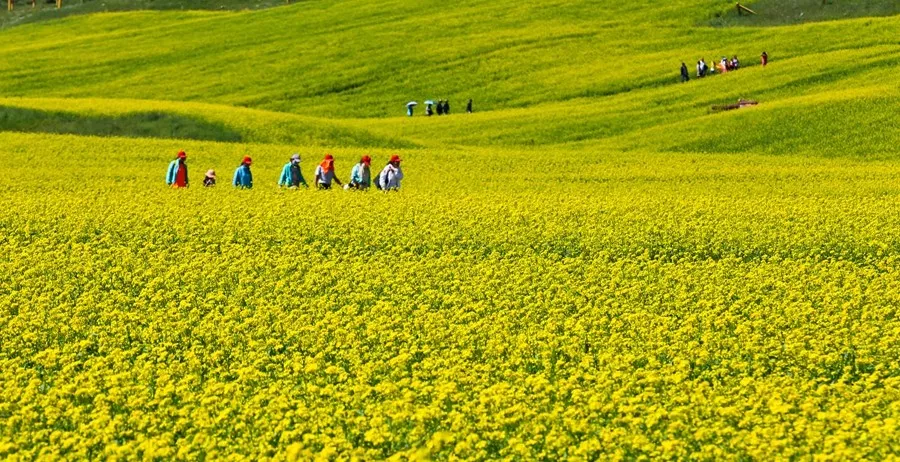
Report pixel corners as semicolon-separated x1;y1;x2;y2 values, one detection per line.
2;132;900;459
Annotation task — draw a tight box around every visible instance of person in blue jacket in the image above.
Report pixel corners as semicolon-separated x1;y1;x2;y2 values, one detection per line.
278;153;308;188
233;156;253;189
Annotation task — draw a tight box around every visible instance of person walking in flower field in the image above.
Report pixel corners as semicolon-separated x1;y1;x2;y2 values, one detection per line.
378;155;404;191
233;156;253;189
348;155;372;190
203;169;216;187
165;150;189;188
279;153;308;188
314;154;342;190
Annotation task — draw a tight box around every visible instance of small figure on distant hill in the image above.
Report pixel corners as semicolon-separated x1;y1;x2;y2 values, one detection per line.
166;150;189;188
378;155;404;191
436;100;445;116
444;100;450;115
279;153;308;188
680;62;690;82
315;154;342;190
731;56;740;70
467;99;473;113
407;104;415;117
761;51;768;67
233;156;253;189
425;102;434;116
203;169;216;187
698;59;708;78
348;155;372;190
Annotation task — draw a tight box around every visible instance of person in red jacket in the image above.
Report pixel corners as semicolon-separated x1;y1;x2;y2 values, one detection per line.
166;151;189;188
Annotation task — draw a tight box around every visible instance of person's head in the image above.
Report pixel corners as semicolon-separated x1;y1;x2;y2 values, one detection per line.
177;150;186;163
290;153;301;164
206;169;216;179
361;155;371;166
389;154;402;167
242;156;252;166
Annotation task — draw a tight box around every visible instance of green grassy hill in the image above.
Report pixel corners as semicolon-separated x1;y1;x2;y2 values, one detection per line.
0;0;897;156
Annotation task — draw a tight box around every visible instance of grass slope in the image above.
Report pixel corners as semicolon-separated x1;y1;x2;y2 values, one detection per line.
1;0;898;156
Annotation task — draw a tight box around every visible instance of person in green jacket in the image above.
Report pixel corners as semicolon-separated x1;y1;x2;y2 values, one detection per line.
278;153;308;188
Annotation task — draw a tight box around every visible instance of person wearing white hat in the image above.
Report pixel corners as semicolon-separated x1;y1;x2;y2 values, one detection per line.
279;153;308;188
203;169;216;187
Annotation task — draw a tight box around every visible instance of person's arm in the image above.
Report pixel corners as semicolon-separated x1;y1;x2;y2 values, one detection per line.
278;165;288;186
233;168;240;187
166;161;175;185
299;170;308;188
314;166;322;185
334;170;343;186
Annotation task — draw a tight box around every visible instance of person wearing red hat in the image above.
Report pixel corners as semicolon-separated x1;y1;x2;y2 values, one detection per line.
232;156;253;189
378;155;404;191
314;154;342;190
348;155;372;190
166;150;189;188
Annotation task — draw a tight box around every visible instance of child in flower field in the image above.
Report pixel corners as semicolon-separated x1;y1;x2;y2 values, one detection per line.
233;156;253;189
165;150;188;188
203;170;216;187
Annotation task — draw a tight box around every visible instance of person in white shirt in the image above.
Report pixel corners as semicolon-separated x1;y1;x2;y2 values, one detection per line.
314;154;342;190
378;155;404;191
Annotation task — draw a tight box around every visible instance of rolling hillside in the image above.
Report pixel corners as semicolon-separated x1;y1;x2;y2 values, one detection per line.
2;0;900;459
0;0;897;155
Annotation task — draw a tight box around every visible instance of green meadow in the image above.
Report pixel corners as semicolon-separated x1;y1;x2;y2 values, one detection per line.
2;0;900;459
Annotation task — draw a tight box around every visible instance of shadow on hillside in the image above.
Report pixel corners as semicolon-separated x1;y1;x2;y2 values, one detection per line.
1;0;293;30
709;0;900;27
0;106;243;142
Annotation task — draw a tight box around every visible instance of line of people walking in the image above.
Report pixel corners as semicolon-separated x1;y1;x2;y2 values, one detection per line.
166;151;404;191
680;51;768;82
407;98;474;116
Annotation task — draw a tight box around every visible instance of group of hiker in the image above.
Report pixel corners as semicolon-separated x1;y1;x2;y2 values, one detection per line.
680;51;768;82
165;151;404;191
407;98;473;116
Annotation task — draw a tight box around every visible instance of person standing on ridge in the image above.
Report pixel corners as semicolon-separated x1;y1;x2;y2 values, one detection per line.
348;155;372;190
761;51;768;67
279;153;308;188
444;100;450;115
436;100;444;116
314;154;342;190
203;169;216;187
166;150;189;188
233;156;253;189
466;99;473;113
378;155;404;191
680;62;690;82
